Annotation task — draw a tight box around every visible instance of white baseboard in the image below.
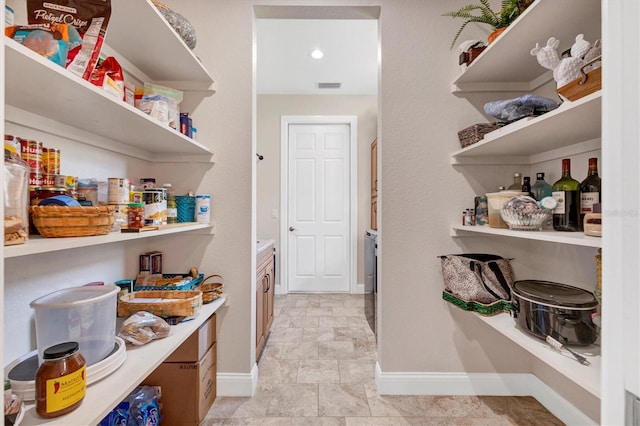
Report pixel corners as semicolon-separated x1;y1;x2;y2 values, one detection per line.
352;282;365;294
375;363;596;426
216;363;259;396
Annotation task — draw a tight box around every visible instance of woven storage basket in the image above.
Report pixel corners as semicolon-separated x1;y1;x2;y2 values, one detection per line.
199;274;224;304
457;123;498;148
30;205;115;237
118;290;203;318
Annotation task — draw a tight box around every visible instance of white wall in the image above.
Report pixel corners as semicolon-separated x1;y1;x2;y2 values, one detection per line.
256;94;378;287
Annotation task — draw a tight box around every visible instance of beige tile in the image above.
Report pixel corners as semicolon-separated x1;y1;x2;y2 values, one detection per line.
280;306;307;316
319;383;371;417
298;359;340;383
306;307;335;316
339;359;376;383
260;383;319;417
318;299;346;308
346;315;370;328
257;356;298;384
208;418;346;425
344;418;514;426
290;316;320;328
319;315;350;327
205;395;269;418
266;341;319;360
353;338;377;359
302;327;336;341
268;327;304;342
319;341;356;359
334;326;370;341
333;306;365;317
364;383;429;417
271;315;291;328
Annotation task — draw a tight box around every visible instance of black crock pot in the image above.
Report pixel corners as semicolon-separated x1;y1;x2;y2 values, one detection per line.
511;280;599;346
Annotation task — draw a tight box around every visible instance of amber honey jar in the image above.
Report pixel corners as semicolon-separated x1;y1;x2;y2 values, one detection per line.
128;202;145;229
35;341;86;418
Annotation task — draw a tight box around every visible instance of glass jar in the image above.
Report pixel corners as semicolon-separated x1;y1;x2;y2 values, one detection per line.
128;202;145;229
4;138;30;246
35;341;86;418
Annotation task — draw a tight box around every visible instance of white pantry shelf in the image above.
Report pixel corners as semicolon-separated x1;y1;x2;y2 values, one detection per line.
107;0;214;90
474;312;600;398
451;0;601;93
451;92;601;164
4;223;215;259
451;225;601;248
4;39;214;163
18;297;226;426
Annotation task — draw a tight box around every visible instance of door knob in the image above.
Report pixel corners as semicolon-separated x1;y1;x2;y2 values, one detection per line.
289;226;295;232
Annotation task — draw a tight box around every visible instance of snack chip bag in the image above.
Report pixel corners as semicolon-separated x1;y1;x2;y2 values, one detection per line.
27;0;112;80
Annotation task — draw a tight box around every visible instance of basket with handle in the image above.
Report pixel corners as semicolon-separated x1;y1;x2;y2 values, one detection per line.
198;274;224;304
30;205;115;237
117;290;203;318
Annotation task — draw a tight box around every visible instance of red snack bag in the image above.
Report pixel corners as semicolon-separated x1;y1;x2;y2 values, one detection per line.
89;56;125;101
27;0;111;81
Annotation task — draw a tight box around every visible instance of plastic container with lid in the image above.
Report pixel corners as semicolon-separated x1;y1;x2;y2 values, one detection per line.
30;285;119;366
35;341;86;418
4;136;30;246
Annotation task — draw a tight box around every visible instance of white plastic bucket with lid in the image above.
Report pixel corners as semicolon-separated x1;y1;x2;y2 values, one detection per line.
196;194;211;224
30;285;119;366
486;191;527;228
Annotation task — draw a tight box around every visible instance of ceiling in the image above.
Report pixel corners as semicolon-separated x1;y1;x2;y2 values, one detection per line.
256;19;379;95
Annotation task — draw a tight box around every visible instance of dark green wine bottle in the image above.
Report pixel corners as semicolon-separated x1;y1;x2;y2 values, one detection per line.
552;158;581;231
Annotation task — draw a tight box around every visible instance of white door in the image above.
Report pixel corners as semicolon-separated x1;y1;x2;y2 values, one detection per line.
287;123;350;292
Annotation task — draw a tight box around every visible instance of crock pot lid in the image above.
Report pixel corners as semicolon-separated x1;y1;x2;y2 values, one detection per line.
513;280;597;308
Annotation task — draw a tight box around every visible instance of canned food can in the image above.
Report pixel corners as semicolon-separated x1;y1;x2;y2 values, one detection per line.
65;176;78;200
143;189;166;226
195;194;211;224
42;174;56;188
42;148;61;175
29;172;43;191
20;139;43;172
108;178;130;204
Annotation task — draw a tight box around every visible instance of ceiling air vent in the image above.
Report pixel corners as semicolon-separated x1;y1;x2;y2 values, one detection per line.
317;82;341;89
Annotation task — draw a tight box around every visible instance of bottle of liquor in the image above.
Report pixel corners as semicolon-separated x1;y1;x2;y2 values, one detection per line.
531;172;552;201
552;159;581;231
507;172;522;190
521;176;534;198
580;157;601;223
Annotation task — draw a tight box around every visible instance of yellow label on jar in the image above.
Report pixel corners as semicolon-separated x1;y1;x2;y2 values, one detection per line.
45;365;86;413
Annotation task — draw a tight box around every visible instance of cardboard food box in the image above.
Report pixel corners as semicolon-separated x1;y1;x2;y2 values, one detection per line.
166;313;216;363
143;343;217;426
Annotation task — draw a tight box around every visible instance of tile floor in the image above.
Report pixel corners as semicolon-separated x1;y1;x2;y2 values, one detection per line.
203;294;564;425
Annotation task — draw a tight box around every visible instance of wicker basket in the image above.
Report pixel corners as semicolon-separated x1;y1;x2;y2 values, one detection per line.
199;274;224;304
30;205;115;237
118;290;203;318
457;123;499;148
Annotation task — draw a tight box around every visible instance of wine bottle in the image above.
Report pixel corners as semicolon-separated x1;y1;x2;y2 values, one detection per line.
507;172;522;190
531;172;552;201
521;176;534;198
552;159;581;231
580;157;601;223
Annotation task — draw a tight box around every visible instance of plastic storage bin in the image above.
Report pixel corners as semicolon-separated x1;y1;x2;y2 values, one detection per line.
30;285;119;366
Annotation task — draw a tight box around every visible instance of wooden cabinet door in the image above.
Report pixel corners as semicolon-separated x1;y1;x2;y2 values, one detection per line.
371;138;378;197
256;267;266;357
265;259;275;333
371;196;378;230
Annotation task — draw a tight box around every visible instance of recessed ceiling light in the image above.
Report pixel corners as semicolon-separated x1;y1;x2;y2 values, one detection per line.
310;49;324;59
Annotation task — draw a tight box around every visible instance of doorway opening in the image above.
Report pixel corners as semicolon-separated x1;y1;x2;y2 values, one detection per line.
253;6;380;297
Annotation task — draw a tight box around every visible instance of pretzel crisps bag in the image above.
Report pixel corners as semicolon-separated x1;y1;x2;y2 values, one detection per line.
27;0;112;80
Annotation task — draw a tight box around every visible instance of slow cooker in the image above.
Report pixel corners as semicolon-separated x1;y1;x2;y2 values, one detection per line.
511;280;599;346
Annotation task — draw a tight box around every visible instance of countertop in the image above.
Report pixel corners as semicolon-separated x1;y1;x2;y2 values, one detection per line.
257;239;275;256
